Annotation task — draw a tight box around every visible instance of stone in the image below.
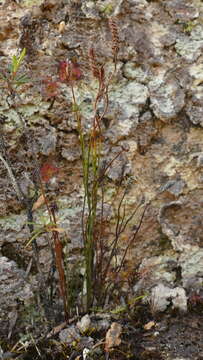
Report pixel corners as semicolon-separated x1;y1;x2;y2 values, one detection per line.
0;257;33;324
59;325;81;344
159;179;186;196
186;104;203;127
150;284;187;313
123;63;149;82
133;254;178;293
149;79;185;121
166;1;199;21
179;249;203;289
60;133;80;161
77;314;91;333
175;26;203;63
38;131;57;155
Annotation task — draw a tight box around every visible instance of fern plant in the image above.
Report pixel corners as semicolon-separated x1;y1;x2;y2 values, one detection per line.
0;17;148;319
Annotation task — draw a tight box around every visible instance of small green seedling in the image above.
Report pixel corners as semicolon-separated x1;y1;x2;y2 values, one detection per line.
10;48;26;75
0;48;29;88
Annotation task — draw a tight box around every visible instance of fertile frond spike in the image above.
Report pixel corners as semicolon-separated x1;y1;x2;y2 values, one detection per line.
108;17;120;68
88;47;100;79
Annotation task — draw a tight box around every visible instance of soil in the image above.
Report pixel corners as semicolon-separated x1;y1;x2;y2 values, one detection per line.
1;303;203;360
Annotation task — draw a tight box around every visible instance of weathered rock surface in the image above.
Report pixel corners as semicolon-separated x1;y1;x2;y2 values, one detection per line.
150;283;187;313
0;256;33;331
0;0;203;357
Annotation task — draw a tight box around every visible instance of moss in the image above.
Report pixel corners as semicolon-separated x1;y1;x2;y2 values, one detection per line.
183;21;197;33
100;3;114;15
21;0;44;6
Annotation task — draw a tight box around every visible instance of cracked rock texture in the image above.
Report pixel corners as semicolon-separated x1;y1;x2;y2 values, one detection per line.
0;256;33;335
0;0;203;355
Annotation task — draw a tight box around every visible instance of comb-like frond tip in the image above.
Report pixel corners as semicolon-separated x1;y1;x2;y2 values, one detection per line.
88;47;100;79
108;17;120;53
99;64;105;83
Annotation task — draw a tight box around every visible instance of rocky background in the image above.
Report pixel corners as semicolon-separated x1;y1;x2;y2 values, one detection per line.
0;0;203;359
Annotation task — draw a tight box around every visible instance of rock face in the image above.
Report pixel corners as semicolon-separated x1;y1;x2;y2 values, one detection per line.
150;283;187;313
0;0;202;351
0;256;33;336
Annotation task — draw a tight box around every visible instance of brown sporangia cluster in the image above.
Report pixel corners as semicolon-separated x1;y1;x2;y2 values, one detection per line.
88;46;101;80
108;17;120;67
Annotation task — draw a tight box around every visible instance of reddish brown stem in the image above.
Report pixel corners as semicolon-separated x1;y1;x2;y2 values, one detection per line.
51;206;69;320
39;176;69;320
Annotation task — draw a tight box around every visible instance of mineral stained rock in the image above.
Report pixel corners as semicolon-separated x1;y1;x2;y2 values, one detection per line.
150;283;187;313
0;256;33;325
0;0;202;348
